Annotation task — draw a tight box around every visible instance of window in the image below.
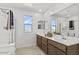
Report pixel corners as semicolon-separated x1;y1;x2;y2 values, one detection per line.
24;16;32;32
51;19;56;32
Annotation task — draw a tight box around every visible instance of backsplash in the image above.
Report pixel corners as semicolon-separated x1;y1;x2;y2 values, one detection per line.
61;16;79;37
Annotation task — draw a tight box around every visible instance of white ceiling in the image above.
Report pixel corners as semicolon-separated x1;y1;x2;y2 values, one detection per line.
53;3;79;18
0;3;55;13
0;3;76;16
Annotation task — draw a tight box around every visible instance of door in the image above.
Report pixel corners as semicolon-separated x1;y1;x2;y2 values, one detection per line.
0;11;10;45
48;44;57;55
41;43;47;54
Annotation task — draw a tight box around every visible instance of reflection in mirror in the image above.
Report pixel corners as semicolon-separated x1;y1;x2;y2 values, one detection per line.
50;4;79;37
51;17;56;32
69;20;74;30
38;20;45;29
51;16;61;35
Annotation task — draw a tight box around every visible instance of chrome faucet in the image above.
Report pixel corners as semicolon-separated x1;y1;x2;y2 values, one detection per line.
62;37;66;40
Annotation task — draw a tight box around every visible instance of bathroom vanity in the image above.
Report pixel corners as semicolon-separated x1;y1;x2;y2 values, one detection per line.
37;34;79;55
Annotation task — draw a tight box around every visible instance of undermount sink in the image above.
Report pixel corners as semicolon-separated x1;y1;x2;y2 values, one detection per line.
54;35;79;46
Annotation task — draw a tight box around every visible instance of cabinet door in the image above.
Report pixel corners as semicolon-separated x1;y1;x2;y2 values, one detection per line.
67;44;79;55
37;35;42;48
48;44;66;55
42;43;47;54
48;44;57;55
42;37;47;46
48;39;66;52
56;49;66;55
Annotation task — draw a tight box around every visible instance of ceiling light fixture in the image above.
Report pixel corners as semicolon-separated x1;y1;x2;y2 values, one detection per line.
39;9;42;12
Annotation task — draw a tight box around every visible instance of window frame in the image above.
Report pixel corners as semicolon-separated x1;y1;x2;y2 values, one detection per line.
51;18;56;32
24;15;33;33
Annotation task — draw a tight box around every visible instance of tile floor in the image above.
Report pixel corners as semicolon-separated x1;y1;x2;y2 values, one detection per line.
16;46;45;55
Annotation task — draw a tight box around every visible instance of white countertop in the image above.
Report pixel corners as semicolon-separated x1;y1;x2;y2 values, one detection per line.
37;33;79;46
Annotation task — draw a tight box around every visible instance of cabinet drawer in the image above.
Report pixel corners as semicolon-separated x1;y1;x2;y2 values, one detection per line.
37;35;42;39
42;43;47;54
48;39;66;52
42;37;47;45
56;48;66;55
48;44;66;55
42;37;47;42
37;39;42;48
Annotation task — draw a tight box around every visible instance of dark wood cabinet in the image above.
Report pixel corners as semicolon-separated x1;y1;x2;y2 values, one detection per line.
48;43;66;55
48;44;57;55
42;43;48;54
37;35;42;48
37;34;79;55
41;37;48;54
37;35;48;54
48;39;66;52
56;48;66;55
42;37;47;46
67;44;79;55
